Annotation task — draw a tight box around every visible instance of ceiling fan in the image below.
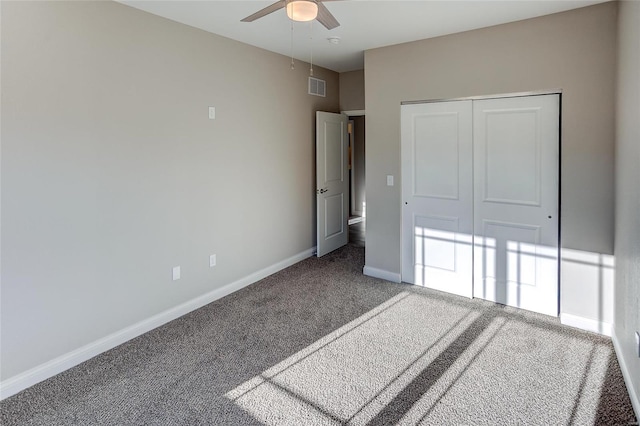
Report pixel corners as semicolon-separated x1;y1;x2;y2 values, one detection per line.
241;0;340;30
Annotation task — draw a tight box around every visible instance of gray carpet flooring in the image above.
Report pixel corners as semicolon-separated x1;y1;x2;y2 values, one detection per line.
1;244;637;425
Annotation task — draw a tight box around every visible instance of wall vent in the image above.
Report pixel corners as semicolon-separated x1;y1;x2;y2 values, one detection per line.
308;77;326;97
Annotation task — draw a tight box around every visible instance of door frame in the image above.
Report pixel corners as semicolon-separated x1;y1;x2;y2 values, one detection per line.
401;90;562;106
400;90;562;314
349;119;356;216
343;110;366;220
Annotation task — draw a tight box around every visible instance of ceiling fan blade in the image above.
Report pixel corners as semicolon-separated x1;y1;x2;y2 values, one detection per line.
241;0;286;22
316;1;340;30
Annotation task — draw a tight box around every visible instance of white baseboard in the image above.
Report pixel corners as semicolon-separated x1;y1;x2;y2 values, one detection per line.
363;265;401;283
348;216;364;225
612;331;640;421
0;247;316;401
560;312;613;337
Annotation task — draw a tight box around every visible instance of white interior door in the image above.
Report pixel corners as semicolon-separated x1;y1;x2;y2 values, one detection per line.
401;101;473;298
316;111;349;257
473;95;560;316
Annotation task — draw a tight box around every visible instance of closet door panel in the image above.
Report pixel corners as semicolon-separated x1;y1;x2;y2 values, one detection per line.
473;95;560;316
401;101;473;298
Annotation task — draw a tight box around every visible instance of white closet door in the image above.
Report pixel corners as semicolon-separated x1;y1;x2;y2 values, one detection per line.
401;101;473;298
473;95;560;316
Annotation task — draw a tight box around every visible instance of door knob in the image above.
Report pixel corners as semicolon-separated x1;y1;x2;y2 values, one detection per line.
317;188;328;194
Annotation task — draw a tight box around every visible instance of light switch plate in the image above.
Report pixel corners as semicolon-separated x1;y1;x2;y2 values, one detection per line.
387;175;394;186
172;266;181;281
208;106;216;120
209;254;217;268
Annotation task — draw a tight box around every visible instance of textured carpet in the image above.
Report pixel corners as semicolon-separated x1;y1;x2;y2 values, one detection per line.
1;244;637;425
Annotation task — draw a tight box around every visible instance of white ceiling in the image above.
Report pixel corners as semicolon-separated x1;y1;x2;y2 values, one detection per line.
119;0;608;73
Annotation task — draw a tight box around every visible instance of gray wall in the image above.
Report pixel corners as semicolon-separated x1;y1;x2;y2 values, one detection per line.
1;1;339;381
339;70;365;111
364;3;617;323
614;0;640;415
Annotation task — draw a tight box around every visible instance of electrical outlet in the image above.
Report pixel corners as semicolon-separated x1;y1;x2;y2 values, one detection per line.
209;254;217;268
172;266;181;281
208;106;216;120
636;331;640;358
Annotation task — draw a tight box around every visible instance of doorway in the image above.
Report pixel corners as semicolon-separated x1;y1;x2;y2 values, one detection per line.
348;114;366;247
315;111;367;255
401;93;560;317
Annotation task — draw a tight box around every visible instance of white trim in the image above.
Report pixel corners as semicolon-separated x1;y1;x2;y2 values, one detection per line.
363;265;401;283
348;216;364;225
0;247;316;400
560;312;613;336
401;89;563;105
612;331;640;421
341;109;365;116
349;118;357;215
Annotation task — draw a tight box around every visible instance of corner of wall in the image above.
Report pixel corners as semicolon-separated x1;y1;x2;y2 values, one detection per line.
612;0;640;421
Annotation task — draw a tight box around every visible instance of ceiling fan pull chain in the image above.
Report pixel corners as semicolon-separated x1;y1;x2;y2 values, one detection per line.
290;21;295;70
309;20;314;76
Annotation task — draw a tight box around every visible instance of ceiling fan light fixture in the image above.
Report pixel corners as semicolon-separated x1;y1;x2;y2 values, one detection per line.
286;0;318;22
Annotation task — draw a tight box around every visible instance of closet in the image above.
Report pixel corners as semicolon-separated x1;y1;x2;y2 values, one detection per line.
401;94;560;316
